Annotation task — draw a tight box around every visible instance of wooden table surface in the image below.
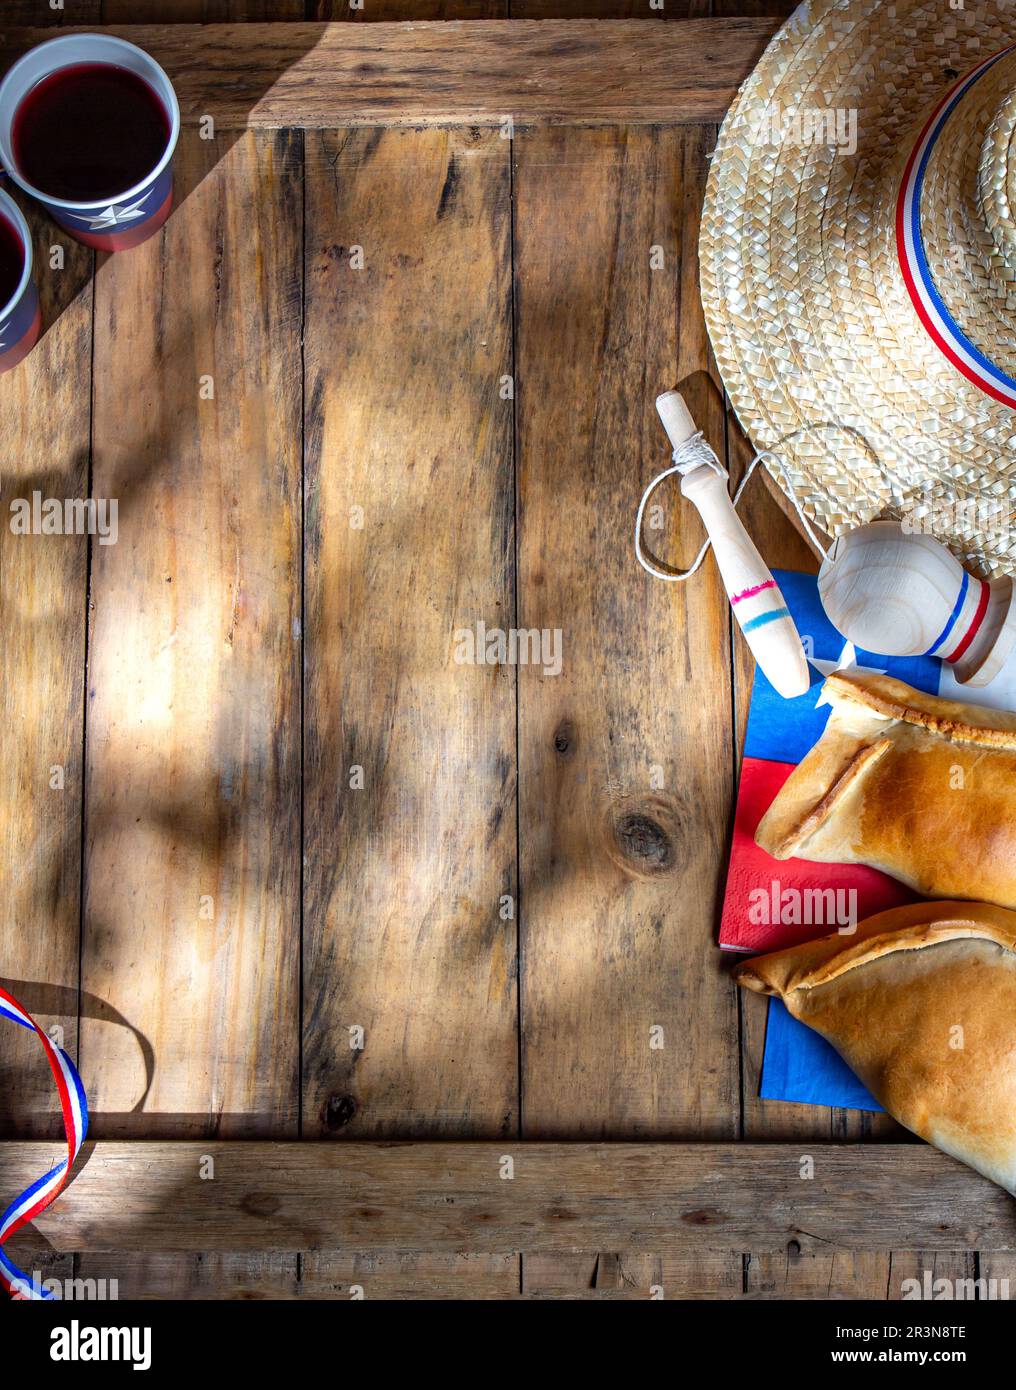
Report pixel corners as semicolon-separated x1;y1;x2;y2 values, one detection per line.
1;2;1011;1301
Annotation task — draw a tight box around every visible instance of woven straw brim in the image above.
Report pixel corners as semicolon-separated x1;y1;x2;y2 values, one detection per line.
700;0;1016;577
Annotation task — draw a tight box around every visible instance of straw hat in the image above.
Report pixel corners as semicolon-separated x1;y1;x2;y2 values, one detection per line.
700;0;1016;577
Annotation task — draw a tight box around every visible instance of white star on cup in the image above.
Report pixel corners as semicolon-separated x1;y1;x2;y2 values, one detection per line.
68;194;151;232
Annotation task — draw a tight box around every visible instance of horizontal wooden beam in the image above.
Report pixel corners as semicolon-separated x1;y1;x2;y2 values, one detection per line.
9;1142;1016;1254
0;21;776;128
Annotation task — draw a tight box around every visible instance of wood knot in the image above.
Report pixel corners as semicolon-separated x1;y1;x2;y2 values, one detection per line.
604;796;685;881
323;1093;358;1131
680;1207;724;1226
553;720;576;756
240;1192;282;1219
613;812;672;871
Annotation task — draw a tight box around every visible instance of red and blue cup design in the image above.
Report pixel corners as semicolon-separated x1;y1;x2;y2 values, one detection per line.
0;188;39;375
0;34;179;253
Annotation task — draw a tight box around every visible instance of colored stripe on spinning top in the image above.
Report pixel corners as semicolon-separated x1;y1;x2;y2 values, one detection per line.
947;577;991;664
924;569;970;656
742;606;792;634
731;578;777;606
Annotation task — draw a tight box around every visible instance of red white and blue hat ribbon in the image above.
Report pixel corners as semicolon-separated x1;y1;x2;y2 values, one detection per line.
896;44;1016;407
0;984;88;1301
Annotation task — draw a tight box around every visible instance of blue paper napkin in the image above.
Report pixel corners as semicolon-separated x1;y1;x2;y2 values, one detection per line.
760;1000;882;1112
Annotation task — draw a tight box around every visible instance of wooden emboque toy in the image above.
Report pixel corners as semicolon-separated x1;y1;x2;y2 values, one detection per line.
818;521;1016;687
636;390;811;700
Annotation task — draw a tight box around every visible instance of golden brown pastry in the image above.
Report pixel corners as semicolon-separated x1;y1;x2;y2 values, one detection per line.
734;901;1016;1193
755;670;1016;909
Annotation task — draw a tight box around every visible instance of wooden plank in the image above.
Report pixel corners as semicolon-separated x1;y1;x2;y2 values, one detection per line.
312;1;508;15
302;127;516;1138
72;1251;518;1298
103;1;505;16
0;208;93;1138
74;1252;300;1299
101;1;304;18
0;21;777;127
745;1238;890;1300
26;38;302;1312
712;0;796;15
301;1252;519;1298
522;1250;741;1298
15;1142;1016;1252
745;1247;891;1299
61;7;303;1308
4;1;99;21
80;128;302;1138
886;1251;977;1303
67;1251;518;1298
514;125;737;1137
513;1;706;13
0;1244;75;1300
977;1254;1016;1301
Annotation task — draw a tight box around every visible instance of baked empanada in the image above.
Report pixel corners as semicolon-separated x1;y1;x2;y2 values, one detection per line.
734;901;1016;1193
755;670;1016;909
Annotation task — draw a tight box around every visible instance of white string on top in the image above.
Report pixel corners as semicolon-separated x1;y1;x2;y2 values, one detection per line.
634;429;831;583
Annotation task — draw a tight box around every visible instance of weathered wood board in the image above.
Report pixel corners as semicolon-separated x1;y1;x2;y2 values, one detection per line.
521;1249;742;1298
0;20;777;128
80;129;302;1137
0;213;93;1137
299;1250;519;1299
514;124;738;1140
10;1142;1016;1253
302;126;517;1138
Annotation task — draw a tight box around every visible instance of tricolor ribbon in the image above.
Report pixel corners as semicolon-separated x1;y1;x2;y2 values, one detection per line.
896;43;1016;407
0;984;88;1301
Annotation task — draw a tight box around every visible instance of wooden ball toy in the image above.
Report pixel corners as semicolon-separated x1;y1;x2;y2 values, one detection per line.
817;520;1016;686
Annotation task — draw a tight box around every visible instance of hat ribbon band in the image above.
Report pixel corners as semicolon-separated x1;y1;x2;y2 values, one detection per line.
896;43;1016;408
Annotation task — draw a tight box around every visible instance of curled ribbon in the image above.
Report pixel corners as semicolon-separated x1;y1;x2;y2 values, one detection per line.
0;983;88;1301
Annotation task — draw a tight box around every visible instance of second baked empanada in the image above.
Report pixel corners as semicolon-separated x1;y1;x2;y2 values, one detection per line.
735;900;1016;1193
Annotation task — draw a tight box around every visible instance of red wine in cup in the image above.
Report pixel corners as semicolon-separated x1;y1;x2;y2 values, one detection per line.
0;212;24;310
13;62;169;203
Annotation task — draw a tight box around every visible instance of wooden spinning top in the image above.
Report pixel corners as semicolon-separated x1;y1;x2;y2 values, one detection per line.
818;521;1016;687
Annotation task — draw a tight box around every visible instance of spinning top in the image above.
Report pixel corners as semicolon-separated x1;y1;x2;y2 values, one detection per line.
818;521;1016;687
